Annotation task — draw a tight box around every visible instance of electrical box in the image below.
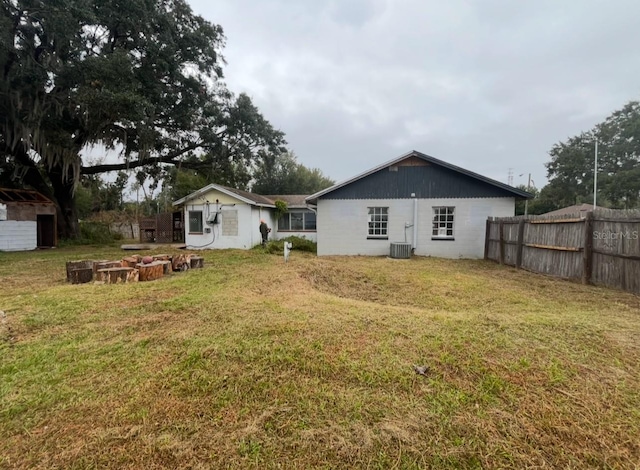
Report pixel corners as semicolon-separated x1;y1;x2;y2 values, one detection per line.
206;212;220;225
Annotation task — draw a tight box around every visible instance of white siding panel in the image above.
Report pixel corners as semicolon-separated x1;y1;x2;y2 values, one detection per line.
0;221;37;251
317;198;514;258
184;204;256;249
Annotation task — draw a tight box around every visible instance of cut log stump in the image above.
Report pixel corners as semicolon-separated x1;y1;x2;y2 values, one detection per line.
121;256;140;268
190;256;204;269
158;260;172;275
172;254;191;272
137;262;164;281
66;260;94;281
69;267;93;284
92;260;109;275
152;254;172;262
95;261;122;272
98;267;139;284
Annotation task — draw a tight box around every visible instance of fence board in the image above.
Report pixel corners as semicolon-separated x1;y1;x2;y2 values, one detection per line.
486;211;640;295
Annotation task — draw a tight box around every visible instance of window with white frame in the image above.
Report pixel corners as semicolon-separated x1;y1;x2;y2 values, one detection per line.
188;210;203;233
368;207;388;238
278;211;316;231
432;206;455;239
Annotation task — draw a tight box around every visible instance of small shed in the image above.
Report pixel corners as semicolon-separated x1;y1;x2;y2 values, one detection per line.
0;188;57;251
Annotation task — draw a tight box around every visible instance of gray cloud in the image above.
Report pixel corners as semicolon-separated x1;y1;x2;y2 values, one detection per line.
190;0;640;189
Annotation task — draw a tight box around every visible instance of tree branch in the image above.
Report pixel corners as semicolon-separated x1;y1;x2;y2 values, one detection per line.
80;143;202;175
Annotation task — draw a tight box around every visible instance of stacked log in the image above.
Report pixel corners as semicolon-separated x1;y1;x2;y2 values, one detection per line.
98;267;139;284
137;262;164;281
190;256;204;269
152;254;172;262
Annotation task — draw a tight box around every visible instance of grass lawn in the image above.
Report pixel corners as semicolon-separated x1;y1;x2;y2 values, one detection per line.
1;245;639;469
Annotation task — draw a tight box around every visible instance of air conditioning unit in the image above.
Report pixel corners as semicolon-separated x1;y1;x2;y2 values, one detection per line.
390;242;412;259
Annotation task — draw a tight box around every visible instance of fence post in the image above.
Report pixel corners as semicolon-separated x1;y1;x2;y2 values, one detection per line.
515;219;525;269
484;218;491;260
499;220;505;265
582;212;593;285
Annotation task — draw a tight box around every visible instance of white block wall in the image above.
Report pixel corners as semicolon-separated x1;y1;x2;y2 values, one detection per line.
183;204;280;250
316;197;515;258
0;221;37;251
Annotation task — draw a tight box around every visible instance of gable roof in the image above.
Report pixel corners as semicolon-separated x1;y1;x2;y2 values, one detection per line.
172;184;276;207
305;150;533;204
172;185;314;209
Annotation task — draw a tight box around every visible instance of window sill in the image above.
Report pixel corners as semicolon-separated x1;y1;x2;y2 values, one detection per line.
189;232;204;235
367;236;389;240
431;237;455;241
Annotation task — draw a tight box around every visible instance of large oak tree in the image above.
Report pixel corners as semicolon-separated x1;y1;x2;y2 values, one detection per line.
0;0;285;238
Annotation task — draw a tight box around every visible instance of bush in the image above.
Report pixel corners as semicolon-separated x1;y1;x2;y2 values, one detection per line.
60;221;122;246
256;236;317;255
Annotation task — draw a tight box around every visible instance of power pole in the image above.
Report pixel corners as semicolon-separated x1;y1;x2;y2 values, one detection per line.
524;173;531;216
593;139;598;209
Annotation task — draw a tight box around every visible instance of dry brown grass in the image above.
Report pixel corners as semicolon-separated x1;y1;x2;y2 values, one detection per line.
1;246;639;469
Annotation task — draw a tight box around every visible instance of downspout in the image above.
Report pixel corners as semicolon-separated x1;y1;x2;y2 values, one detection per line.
413;197;418;252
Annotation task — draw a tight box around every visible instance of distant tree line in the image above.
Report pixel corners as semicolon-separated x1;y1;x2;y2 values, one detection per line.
517;100;640;215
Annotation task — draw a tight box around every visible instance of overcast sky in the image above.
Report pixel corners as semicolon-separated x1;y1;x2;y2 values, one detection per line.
188;0;640;190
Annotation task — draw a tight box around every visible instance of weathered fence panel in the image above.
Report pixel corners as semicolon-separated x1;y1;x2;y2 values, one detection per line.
485;209;640;296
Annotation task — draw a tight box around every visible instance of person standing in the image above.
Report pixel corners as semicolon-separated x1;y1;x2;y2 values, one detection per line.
259;219;271;246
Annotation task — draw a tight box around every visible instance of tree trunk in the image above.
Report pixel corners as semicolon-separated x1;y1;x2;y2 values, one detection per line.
49;163;80;239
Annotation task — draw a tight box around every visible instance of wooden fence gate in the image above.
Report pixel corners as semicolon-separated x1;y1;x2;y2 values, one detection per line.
139;211;184;244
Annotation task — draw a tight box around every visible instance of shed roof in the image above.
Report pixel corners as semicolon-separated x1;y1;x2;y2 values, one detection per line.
0;188;54;204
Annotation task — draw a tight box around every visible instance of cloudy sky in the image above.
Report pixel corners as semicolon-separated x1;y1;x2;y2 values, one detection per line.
189;0;640;189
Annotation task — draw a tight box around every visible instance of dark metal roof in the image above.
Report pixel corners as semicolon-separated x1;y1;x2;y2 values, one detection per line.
0;188;54;204
306;150;534;204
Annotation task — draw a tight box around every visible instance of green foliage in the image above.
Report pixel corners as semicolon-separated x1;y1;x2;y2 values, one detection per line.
256;236;317;254
252;152;334;194
546;100;640;209
274;200;288;220
59;221;122;246
0;0;286;238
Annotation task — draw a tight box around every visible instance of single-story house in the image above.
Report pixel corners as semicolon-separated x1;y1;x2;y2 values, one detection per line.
172;184;316;249
0;188;57;251
305;150;532;258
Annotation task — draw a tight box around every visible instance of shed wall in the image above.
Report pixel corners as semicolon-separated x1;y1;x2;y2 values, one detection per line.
0;221;37;251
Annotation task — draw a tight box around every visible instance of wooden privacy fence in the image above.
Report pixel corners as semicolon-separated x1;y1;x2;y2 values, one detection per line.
485;209;640;295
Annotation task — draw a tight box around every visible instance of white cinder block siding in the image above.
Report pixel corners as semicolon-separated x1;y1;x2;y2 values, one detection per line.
316;197;514;258
0;221;37;251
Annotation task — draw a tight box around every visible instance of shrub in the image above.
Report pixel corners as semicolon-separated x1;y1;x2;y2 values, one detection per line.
256;236;317;255
59;221;122;246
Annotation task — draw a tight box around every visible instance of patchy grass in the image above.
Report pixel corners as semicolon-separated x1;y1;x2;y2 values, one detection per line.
1;247;639;469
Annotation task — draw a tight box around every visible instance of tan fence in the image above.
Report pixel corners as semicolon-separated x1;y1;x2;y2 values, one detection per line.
485;209;640;295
